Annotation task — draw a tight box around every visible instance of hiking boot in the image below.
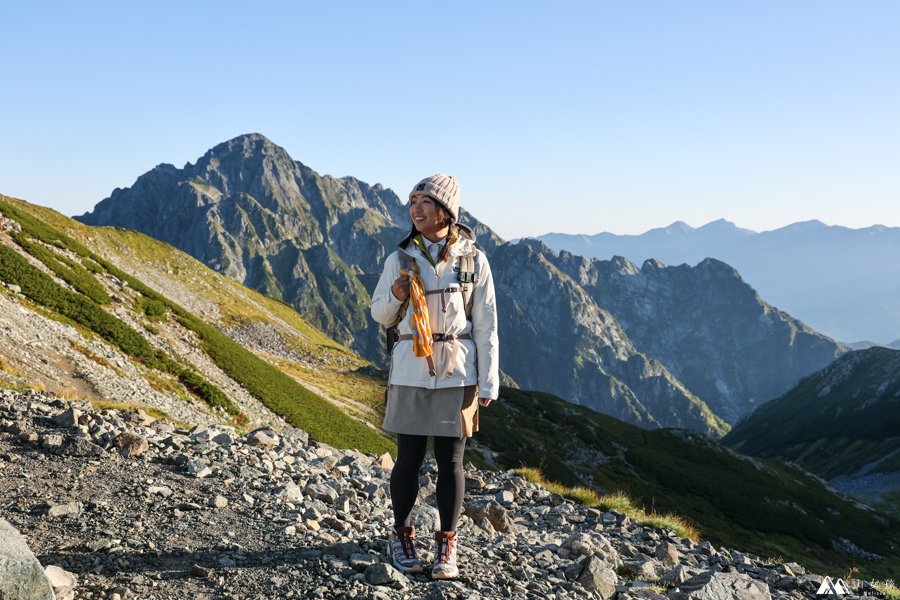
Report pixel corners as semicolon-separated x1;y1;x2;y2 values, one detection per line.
431;530;459;579
388;525;423;573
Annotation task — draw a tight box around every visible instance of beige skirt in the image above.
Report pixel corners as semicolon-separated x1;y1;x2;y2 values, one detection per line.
382;384;479;438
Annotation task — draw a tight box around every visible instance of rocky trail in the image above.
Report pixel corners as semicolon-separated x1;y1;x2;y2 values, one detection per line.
0;389;881;600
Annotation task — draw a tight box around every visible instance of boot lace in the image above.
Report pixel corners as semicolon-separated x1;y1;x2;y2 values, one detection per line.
396;527;416;559
436;534;456;564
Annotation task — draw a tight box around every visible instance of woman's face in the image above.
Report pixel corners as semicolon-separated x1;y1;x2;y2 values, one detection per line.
409;193;449;237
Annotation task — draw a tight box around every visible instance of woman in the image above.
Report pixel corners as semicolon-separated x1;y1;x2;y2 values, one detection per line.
370;173;499;579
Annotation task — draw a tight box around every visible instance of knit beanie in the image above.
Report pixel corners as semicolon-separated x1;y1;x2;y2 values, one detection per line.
409;173;461;223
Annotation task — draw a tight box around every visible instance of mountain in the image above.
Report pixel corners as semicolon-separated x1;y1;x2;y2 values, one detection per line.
4;194;899;581
77;133;412;362
75;134;841;436
537;220;900;344
476;387;900;580
490;241;728;435
528;243;844;423
724;347;900;513
0;193;393;455
74;134;729;435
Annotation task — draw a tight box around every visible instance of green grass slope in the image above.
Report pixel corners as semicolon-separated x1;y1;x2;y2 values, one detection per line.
476;387;900;580
0;194;393;455
723;347;900;479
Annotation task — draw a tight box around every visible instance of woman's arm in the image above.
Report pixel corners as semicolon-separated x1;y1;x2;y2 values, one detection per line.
471;251;499;400
370;252;405;326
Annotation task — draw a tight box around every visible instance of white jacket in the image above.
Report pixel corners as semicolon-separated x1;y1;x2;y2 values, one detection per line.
370;236;499;399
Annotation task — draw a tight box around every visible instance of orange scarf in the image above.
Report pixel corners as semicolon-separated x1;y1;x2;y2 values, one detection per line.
401;262;436;375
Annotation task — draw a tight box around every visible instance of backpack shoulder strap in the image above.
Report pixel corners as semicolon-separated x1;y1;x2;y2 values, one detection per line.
458;247;481;321
390;254;416;326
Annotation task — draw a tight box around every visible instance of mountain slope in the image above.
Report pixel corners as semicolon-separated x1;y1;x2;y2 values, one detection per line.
537;220;900;344
474;387;900;580
492;242;728;435
77;134;405;361
533;243;844;423
724;347;900;503
0;194;393;455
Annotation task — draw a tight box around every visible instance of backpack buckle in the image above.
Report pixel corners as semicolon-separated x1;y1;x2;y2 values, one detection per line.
433;332;447;342
458;272;477;284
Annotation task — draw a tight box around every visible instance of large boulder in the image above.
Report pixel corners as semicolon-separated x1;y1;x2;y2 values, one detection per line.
674;571;772;600
0;518;55;600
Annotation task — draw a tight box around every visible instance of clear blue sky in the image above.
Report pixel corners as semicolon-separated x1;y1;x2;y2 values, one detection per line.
2;1;899;240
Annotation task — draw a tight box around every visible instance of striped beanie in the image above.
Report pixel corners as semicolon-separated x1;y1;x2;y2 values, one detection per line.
409;173;461;223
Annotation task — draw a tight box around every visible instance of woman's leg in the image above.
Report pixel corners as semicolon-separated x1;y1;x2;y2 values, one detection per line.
390;433;428;526
433;435;467;531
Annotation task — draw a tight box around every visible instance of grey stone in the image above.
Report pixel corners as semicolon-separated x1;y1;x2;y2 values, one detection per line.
463;499;514;533
274;482;304;503
676;571;772;600
349;553;379;572
661;564;692;586
40;433;65;452
627;557;665;580
575;556;618;599
52;407;82;428
47;501;82;519
364;562;407;587
148;486;173;498
0;518;55;600
410;503;440;534
496;490;515;504
304;483;338;503
44;564;77;588
212;432;233;446
655;540;681;568
324;542;362;559
246;427;279;449
60;437;103;457
115;431;149;457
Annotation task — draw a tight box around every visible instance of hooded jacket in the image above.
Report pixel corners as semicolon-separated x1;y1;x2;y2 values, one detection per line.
370;227;499;399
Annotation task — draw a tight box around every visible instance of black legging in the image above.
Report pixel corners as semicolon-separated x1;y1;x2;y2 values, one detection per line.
390;434;467;532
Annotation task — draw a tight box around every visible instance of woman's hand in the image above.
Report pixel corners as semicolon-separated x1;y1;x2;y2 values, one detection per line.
478;397;492;408
391;270;411;301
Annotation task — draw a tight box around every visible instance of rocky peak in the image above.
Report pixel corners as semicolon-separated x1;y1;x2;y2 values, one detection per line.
516;237;556;257
640;258;666;272
539;250;843;424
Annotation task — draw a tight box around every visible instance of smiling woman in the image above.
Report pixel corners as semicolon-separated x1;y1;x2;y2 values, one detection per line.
370;173;499;580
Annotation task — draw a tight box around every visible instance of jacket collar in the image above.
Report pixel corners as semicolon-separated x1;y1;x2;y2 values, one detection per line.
397;223;476;251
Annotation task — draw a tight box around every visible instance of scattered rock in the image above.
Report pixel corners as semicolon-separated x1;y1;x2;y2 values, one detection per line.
0;394;845;600
246;427;279;449
115;431;149;457
364;563;408;588
576;555;618;598
47;501;82;519
0;518;55;600
675;570;772;600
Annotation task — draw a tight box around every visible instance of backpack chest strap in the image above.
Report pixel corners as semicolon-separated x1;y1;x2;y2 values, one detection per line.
396;332;472;343
424;286;465;313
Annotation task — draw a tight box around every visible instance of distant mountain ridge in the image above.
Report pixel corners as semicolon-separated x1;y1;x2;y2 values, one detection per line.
537;219;900;344
76;133;842;434
526;241;844;423
724;347;900;513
